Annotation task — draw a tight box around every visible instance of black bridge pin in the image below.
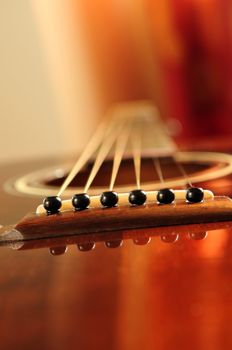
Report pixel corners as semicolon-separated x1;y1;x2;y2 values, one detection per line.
43;196;62;214
129;189;147;206
72;193;90;210
157;188;175;204
186;187;204;203
100;191;118;208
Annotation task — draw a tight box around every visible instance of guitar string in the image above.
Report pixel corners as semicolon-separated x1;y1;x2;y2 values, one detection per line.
83;119;126;193
131;119;142;189
133;116;173;190
143;112;169;188
153;155;193;188
109;119;132;191
57;117;117;196
57;107;192;197
147;114;193;188
147;114;168;187
172;155;193;188
153;157;164;184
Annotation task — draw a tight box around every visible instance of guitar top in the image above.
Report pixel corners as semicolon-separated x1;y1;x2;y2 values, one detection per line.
0;166;232;350
1;103;232;350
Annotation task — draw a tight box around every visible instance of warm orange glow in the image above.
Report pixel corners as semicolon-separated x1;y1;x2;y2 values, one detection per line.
199;229;229;258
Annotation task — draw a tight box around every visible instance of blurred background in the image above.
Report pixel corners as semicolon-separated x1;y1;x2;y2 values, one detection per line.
1;0;232;164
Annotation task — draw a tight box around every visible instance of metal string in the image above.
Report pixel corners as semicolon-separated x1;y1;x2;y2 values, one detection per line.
57;103;191;196
153;155;193;188
109;120;132;191
83;120;126;193
131;120;142;189
153;158;165;184
172;156;193;187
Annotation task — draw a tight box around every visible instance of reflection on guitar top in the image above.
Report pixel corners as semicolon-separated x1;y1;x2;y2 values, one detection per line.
2;221;231;258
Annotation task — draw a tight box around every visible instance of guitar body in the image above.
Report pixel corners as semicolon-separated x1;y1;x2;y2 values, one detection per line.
1;137;232;350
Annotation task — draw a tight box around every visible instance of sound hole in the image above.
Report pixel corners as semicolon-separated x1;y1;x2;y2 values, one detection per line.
45;157;208;188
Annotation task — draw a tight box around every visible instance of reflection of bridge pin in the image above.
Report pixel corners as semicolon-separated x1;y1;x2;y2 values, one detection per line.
77;242;95;251
189;232;208;240
50;246;68;256
105;240;123;248
160;233;179;243
133;237;151;245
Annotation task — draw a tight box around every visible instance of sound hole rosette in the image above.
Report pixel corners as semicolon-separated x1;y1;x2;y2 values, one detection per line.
6;151;232;198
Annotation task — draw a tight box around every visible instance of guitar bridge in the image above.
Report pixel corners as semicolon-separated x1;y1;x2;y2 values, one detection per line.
15;196;232;239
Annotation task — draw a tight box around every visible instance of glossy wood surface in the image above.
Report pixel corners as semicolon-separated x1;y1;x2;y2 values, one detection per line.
2;226;232;350
1;140;232;350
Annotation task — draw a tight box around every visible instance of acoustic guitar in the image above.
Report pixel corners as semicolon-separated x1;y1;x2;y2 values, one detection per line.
1;101;232;350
